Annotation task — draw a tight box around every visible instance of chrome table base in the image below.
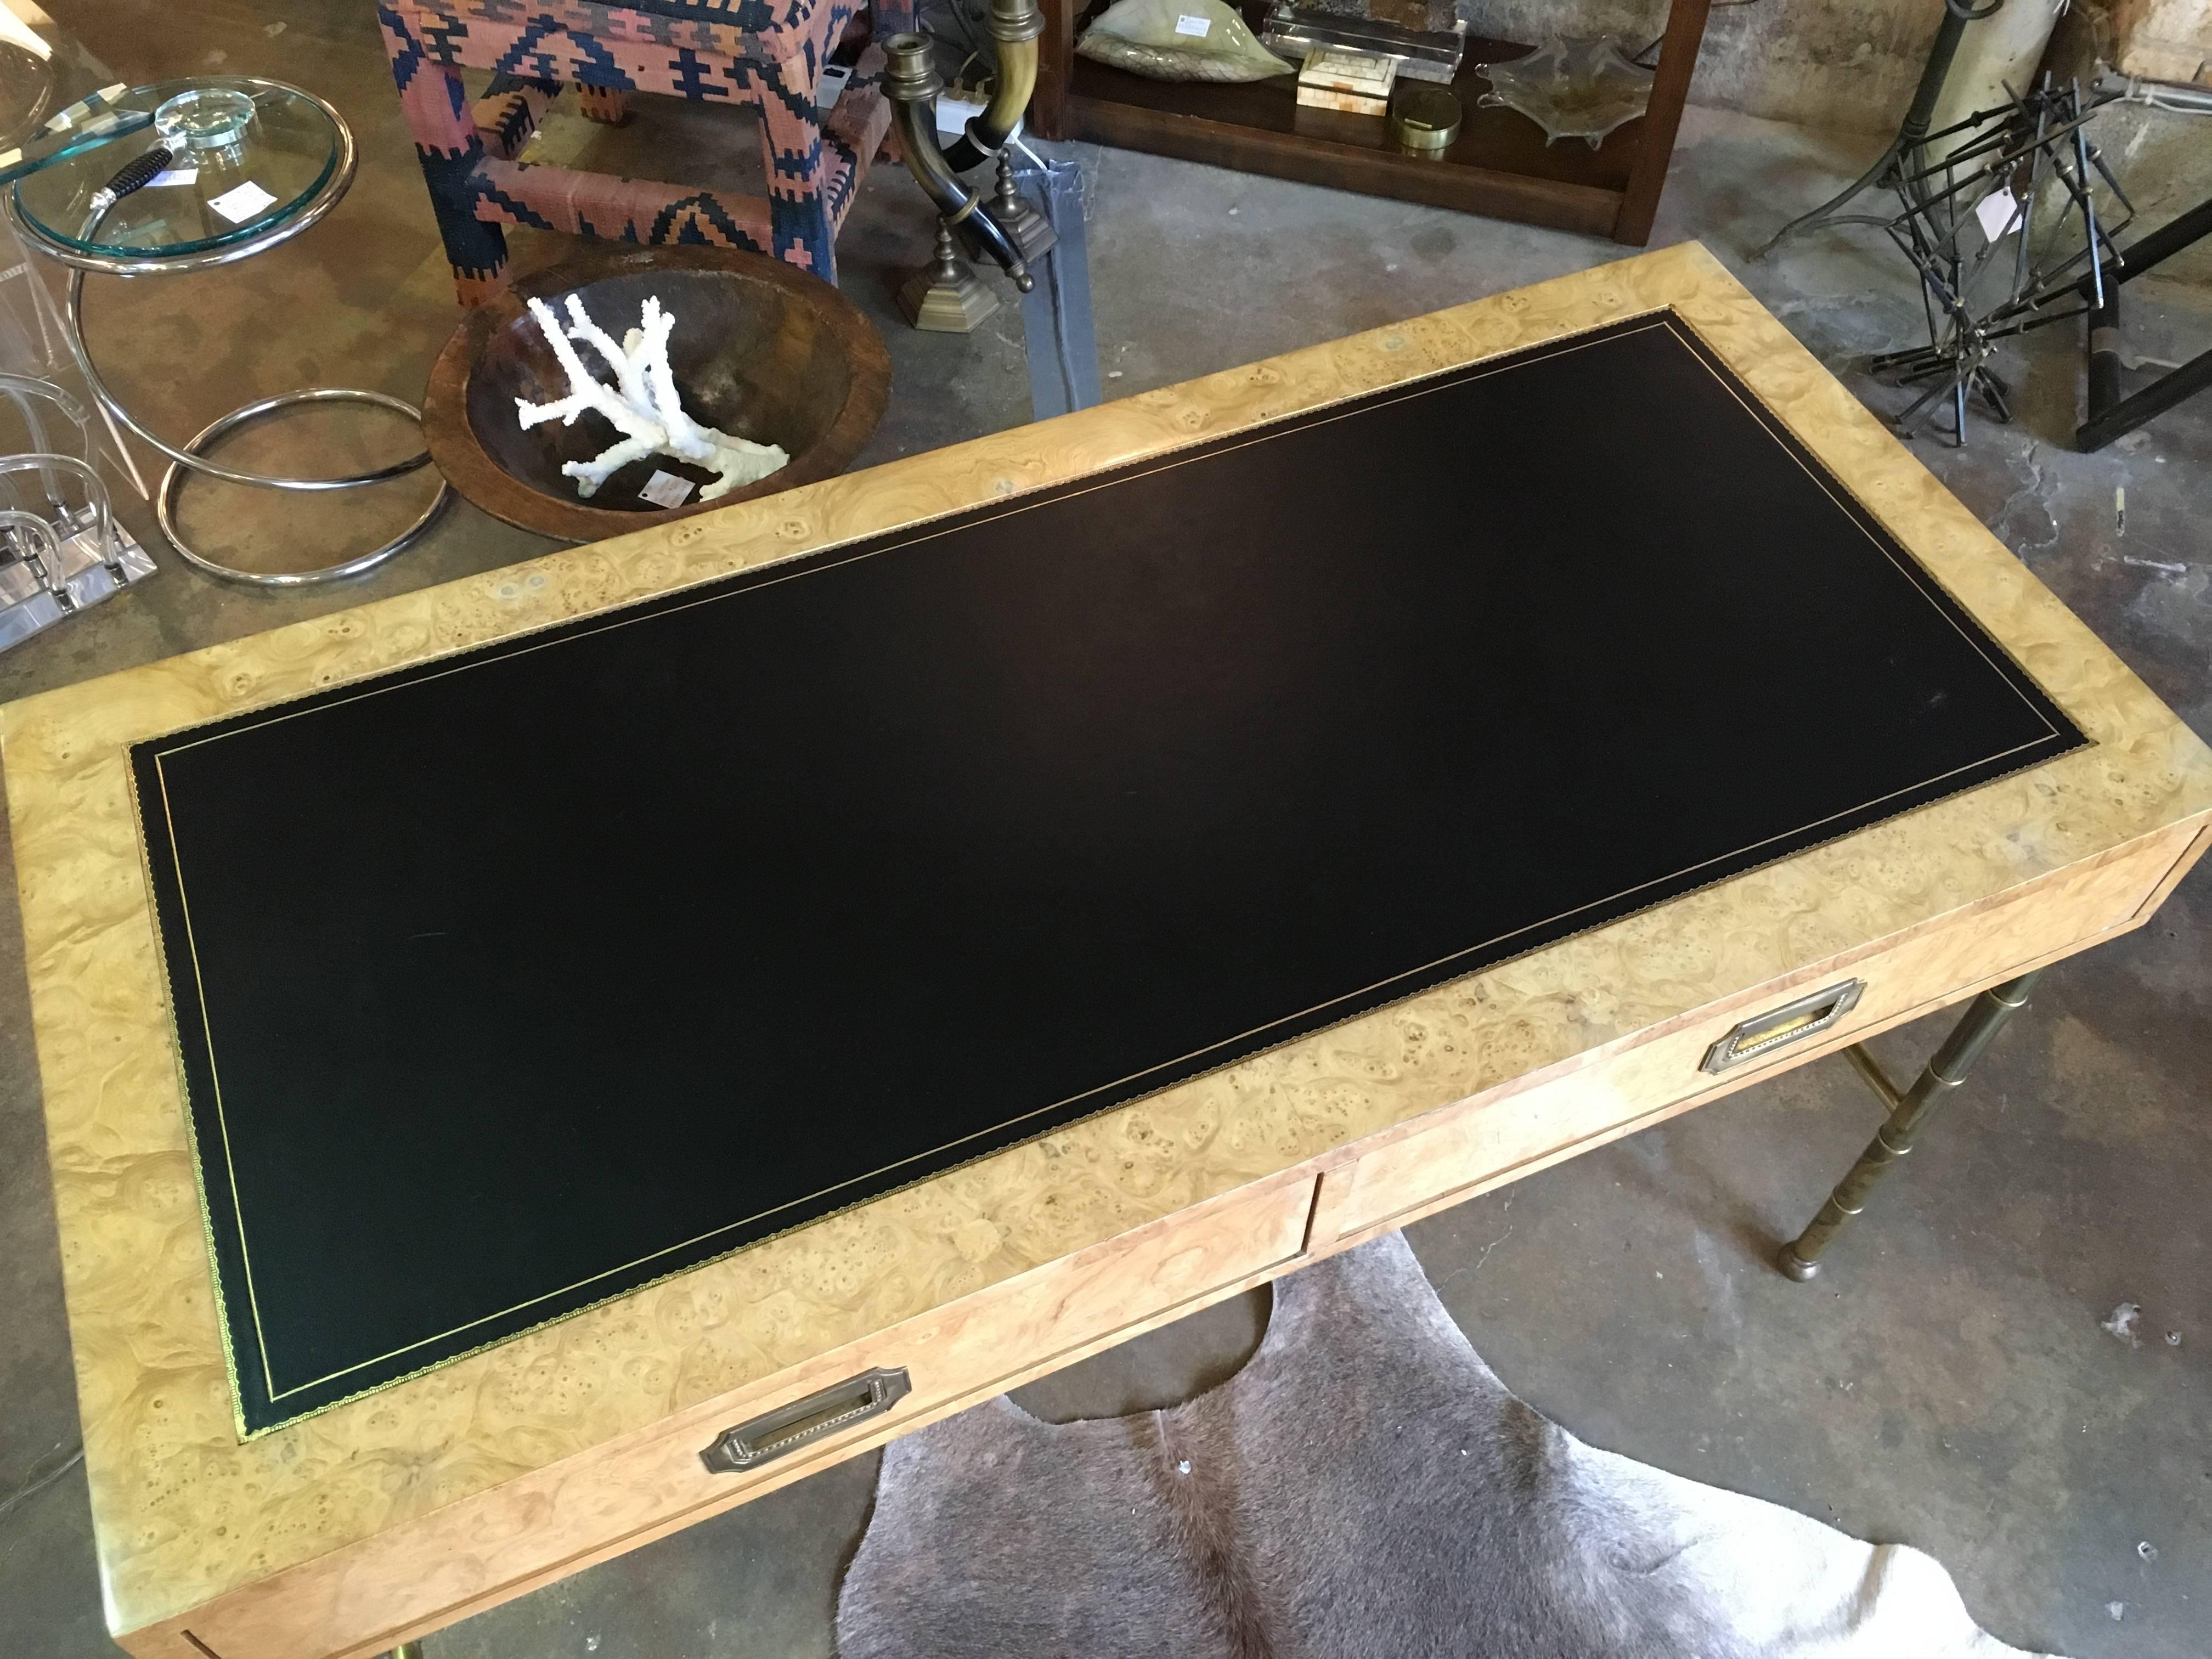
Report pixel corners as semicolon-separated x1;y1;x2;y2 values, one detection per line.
149;383;446;588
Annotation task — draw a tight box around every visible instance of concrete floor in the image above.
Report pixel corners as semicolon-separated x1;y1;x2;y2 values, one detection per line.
2;2;2209;1656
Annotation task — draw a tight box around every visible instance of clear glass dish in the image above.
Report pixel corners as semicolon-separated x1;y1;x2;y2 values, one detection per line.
153;86;257;154
1476;37;1654;149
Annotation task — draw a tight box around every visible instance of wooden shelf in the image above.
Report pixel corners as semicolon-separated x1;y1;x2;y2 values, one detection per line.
1034;0;1713;245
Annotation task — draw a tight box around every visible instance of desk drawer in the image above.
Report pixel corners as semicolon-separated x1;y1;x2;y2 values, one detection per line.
682;1169;1317;1495
165;1171;1317;1659
1321;829;2196;1245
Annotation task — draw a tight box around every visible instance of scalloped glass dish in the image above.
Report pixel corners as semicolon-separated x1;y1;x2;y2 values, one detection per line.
1477;37;1653;149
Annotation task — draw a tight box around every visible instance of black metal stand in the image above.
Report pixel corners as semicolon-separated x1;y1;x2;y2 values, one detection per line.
2078;194;2212;451
1755;0;2005;259
1858;77;2130;445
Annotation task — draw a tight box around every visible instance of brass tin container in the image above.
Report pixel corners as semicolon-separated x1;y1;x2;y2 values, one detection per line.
1390;85;1461;153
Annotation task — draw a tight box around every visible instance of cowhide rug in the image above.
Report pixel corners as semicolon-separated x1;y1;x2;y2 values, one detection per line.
836;1231;2058;1658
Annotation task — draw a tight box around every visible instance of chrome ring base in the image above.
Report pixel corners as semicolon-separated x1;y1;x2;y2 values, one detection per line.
157;390;450;587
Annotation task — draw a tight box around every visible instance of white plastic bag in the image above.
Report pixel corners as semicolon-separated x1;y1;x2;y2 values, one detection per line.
1077;0;1294;82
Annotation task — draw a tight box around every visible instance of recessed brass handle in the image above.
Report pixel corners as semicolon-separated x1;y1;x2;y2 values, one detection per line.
1701;979;1865;1074
699;1367;912;1474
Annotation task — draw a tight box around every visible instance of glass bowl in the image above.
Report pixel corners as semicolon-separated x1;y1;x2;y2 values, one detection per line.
1477;37;1653;149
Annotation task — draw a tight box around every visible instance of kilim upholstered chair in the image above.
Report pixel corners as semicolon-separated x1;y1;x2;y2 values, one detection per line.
377;0;909;302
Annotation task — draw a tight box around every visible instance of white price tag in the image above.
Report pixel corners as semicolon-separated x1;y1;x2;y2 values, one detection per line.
147;166;199;189
207;180;278;223
1973;188;2021;242
1174;12;1212;35
639;469;696;509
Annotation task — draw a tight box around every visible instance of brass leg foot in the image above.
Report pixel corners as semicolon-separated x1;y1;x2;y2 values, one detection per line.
1776;1244;1820;1282
1776;970;2042;1283
383;1642;424;1658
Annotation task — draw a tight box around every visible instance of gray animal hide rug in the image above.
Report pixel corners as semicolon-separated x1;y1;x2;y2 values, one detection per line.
836;1231;2059;1658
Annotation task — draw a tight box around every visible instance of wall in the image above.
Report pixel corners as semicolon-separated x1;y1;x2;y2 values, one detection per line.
1454;0;1950;134
2109;0;2212;82
2053;1;2212;285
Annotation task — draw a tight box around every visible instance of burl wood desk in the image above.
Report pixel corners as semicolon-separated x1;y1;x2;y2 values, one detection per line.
8;243;2209;1659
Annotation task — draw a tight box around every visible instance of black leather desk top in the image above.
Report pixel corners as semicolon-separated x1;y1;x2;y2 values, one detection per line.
134;314;2083;1434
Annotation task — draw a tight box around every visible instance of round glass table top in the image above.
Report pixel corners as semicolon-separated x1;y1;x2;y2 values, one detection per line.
12;76;342;261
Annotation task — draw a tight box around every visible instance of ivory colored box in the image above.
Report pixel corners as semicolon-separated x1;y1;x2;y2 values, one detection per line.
1297;45;1396;115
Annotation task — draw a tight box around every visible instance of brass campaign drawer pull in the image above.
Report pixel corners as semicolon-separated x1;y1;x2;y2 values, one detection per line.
1701;979;1865;1074
699;1366;913;1474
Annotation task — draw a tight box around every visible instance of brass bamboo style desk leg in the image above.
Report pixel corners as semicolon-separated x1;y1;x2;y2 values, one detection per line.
1778;970;2044;1282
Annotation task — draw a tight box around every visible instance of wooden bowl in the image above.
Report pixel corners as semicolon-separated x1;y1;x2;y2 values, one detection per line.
424;245;891;542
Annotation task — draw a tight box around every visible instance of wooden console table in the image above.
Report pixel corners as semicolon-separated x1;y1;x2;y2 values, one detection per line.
7;243;2208;1658
1031;0;1714;243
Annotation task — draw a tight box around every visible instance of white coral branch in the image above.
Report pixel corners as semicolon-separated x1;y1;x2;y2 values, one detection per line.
514;292;788;505
562;433;663;496
693;424;791;500
515;298;667;504
562;292;651;410
635;298;720;465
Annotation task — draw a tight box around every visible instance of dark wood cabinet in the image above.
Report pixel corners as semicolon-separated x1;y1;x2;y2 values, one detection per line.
1032;0;1713;244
